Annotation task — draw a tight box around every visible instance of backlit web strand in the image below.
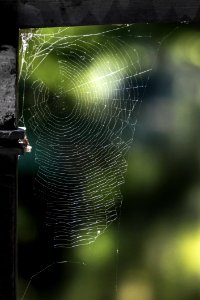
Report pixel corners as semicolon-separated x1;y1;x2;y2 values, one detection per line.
19;25;153;248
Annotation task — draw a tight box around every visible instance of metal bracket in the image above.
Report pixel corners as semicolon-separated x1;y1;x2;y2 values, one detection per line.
0;127;32;154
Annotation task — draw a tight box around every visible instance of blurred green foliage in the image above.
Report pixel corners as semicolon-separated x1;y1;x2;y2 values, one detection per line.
18;24;200;300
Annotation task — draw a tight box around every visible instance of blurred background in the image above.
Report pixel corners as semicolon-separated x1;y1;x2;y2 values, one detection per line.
18;24;200;300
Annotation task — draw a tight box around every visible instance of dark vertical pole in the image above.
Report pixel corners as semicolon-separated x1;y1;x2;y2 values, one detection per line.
0;2;21;298
0;153;17;300
0;134;27;300
0;25;27;300
0;40;17;300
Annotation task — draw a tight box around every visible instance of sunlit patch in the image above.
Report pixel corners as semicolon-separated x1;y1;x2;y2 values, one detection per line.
146;223;200;280
118;278;154;300
75;230;115;265
83;54;127;104
178;228;200;276
170;31;200;68
81;46;153;105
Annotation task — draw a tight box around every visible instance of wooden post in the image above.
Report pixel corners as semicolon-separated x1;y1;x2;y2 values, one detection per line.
0;43;28;300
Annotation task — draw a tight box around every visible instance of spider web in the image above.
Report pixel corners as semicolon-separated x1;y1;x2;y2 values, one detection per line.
18;24;155;249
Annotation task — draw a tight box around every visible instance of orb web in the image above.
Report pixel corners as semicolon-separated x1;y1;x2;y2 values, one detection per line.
18;25;155;248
